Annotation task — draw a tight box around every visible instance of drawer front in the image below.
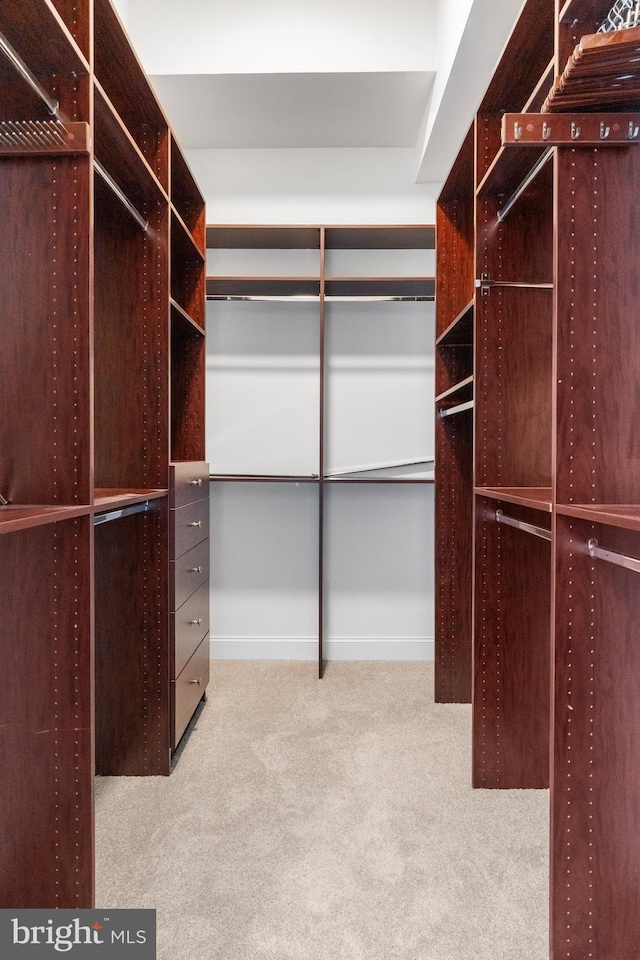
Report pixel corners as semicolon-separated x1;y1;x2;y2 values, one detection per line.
171;497;209;559
173;634;210;748
172;579;210;678
170;461;209;508
172;538;209;610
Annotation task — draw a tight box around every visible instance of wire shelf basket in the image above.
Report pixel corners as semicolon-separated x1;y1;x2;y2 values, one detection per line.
599;0;640;32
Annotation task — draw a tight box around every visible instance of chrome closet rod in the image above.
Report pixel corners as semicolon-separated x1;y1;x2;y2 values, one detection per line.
94;159;149;233
206;295;433;303
497;147;554;223
0;30;59;116
496;509;551;541
588;538;640;574
94;501;151;526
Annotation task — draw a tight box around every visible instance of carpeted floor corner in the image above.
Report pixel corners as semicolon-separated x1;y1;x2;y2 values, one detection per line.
95;662;548;960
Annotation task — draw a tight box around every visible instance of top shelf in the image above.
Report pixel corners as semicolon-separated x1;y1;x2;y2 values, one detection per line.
0;503;92;536
206;224;435;251
476;487;553;512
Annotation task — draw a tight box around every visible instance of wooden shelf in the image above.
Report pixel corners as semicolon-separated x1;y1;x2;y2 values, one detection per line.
0;504;91;535
171;135;204;250
172;209;205;264
94;81;167;205
480;0;554;113
93;489;168;511
436;300;474;346
93;0;169;189
207;225;321;250
475;487;553;512
0;0;90;79
436;376;474;404
523;57;555;114
556;503;640;532
206;276;320;298
324;277;435;299
171;298;204;336
324;477;434;485
325;225;435;249
477;143;549;199
559;0;610;23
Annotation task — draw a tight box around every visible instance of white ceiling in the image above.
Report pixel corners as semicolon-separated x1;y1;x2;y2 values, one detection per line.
150;72;435;150
114;0;525;185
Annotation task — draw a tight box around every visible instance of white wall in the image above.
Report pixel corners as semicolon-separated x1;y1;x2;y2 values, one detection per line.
204;164;436;660
123;0;437;75
188;147;438;224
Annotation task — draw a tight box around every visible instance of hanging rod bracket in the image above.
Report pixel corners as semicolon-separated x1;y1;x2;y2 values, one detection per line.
588;538;640;574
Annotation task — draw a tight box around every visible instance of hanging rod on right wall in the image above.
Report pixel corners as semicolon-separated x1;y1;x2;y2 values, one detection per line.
0;30;59;116
588;538;640;574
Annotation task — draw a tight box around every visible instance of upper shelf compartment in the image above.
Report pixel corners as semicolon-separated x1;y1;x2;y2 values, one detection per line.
324;225;435;249
207;225;321;250
0;0;90;122
324;277;434;300
93;0;169;190
171;135;205;253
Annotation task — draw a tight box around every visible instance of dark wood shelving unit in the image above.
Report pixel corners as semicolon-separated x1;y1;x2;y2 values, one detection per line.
435;299;473;346
0;0;206;909
207;223;435;679
437;0;640;954
435;375;473;405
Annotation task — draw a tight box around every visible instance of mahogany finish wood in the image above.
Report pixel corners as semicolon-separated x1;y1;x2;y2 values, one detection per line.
171;135;205;249
437;0;640;951
0;0;207;906
172;580;210;677
0;155;92;506
173;634;210;749
435;375;474;405
171;320;205;461
473;497;551;788
553;515;640;957
95;503;170;776
0;519;93;907
170;462;209;508
435;300;473;347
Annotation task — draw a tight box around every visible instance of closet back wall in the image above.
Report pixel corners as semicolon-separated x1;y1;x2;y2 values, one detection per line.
197;152;437;660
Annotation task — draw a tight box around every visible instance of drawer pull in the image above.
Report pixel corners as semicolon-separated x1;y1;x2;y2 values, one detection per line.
190;479;203;487
188;520;202;527
189;678;202;685
189;618;202;626
188;566;202;574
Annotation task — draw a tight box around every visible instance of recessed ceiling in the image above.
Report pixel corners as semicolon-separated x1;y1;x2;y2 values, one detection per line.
149;72;435;150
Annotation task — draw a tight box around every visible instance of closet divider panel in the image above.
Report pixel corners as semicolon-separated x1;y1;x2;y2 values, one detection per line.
555;145;640;507
0;153;92;507
552;514;640;958
0;517;93;907
473;497;551;789
94;501;171;776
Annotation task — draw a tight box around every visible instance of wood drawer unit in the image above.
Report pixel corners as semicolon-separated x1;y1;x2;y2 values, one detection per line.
173;633;210;748
171;536;209;610
171;496;209;558
170;461;209;508
172;579;209;677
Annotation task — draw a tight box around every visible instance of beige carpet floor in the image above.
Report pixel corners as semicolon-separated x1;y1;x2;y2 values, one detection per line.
95;662;548;960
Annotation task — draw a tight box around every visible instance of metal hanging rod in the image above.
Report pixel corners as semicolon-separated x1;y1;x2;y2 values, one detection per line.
94;159;149;233
476;275;554;295
326;456;434;478
588;538;640;573
0;30;59;116
497;147;554;223
206;295;432;303
440;400;474;419
599;0;640;32
94;500;151;526
496;509;551;541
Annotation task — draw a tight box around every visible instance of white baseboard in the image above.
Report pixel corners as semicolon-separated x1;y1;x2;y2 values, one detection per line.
210;637;434;662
